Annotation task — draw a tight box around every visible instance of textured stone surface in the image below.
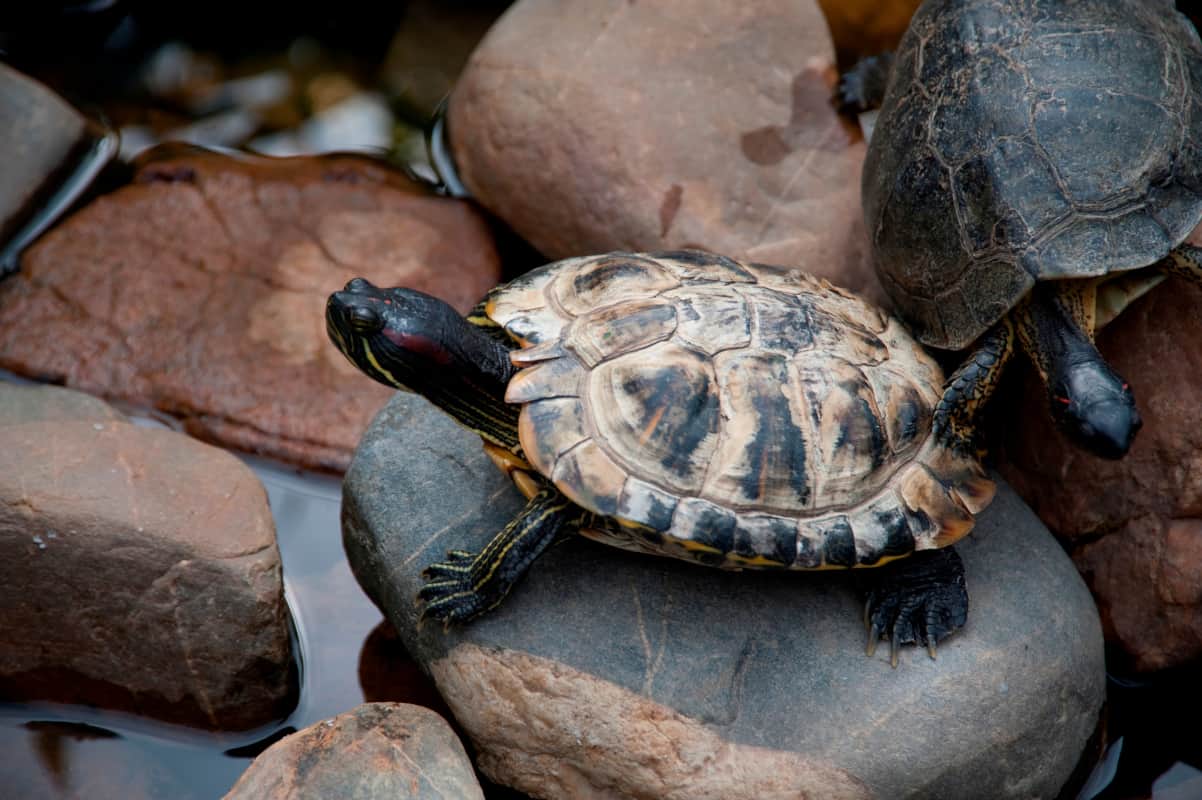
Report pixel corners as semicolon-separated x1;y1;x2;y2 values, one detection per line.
343;392;1105;800
0;146;501;471
999;276;1202;672
0;383;294;730
225;703;483;799
448;0;881;303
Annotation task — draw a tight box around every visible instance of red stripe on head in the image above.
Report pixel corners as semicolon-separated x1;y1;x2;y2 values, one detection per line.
382;329;453;365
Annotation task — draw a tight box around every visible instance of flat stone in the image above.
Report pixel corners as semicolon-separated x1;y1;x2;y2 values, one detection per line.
999;273;1202;672
448;0;882;304
343;392;1105;800
0;146;501;471
0;384;294;730
225;702;484;799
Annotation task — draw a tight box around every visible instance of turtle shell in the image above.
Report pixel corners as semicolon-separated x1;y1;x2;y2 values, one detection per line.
486;251;994;570
864;0;1202;349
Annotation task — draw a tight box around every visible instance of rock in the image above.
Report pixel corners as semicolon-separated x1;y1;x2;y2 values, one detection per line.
225;703;484;799
998;275;1202;672
342;392;1105;800
0;383;294;730
0;63;117;275
0;146;501;471
448;0;882;303
381;0;511;118
0;381;126;426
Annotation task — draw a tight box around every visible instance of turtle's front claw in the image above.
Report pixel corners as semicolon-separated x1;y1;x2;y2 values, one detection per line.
863;548;968;667
418;554;489;626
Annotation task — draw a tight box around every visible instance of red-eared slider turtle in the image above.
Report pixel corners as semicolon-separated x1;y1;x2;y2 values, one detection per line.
859;0;1202;458
327;251;995;663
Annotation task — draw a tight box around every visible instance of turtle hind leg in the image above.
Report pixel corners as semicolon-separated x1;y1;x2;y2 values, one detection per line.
863;548;967;668
1165;242;1202;284
837;53;895;113
419;486;580;626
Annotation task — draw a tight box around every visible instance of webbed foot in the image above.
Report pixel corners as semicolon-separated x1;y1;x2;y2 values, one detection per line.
863;548;968;667
417;488;577;627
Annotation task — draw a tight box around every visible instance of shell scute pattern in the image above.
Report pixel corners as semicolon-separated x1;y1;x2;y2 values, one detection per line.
488;252;992;570
865;0;1202;348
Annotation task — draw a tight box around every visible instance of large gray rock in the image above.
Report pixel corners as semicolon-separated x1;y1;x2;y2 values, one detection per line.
343;393;1105;800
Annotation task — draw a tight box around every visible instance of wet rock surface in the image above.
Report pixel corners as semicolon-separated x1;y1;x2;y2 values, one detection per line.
448;0;881;303
0;63;115;274
225;702;483;799
0;383;294;730
0;147;501;471
343;392;1105;800
999;276;1202;673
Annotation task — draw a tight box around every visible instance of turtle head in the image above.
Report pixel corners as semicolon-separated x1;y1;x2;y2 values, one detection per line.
326;278;461;392
1049;360;1142;459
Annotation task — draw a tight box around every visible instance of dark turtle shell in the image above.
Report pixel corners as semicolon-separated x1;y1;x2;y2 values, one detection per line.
864;0;1202;349
485;251;994;571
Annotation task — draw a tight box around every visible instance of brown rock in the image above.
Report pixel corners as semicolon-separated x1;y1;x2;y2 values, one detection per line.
225;703;484;800
434;646;869;800
0;146;501;471
0;381;126;426
998;276;1202;671
0;384;294;729
449;0;882;303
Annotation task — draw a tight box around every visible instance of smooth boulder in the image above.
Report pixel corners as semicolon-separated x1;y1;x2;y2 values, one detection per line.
343;392;1106;800
448;0;882;303
225;703;484;799
0;383;294;730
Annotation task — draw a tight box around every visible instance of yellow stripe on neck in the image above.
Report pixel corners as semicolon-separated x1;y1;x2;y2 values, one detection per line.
363;341;403;388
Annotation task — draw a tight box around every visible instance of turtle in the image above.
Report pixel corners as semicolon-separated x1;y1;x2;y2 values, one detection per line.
855;0;1202;459
326;250;996;664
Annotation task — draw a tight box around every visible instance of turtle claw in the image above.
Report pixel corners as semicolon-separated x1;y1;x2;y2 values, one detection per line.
417;555;490;625
866;623;882;657
862;548;968;667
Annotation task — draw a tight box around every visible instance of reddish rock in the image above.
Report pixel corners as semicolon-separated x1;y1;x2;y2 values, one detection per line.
998;276;1202;672
449;0;882;303
0;381;126;425
225;703;484;800
0;147;501;471
0;384;294;729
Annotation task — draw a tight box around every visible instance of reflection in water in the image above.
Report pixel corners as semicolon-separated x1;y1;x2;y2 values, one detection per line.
26;721;121;792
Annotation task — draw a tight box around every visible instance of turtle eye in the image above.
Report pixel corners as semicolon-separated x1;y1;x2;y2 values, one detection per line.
349;306;382;333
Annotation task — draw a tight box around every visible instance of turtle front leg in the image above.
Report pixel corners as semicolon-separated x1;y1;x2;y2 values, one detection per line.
933;317;1017;455
419;486;580;626
863;548;968;668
